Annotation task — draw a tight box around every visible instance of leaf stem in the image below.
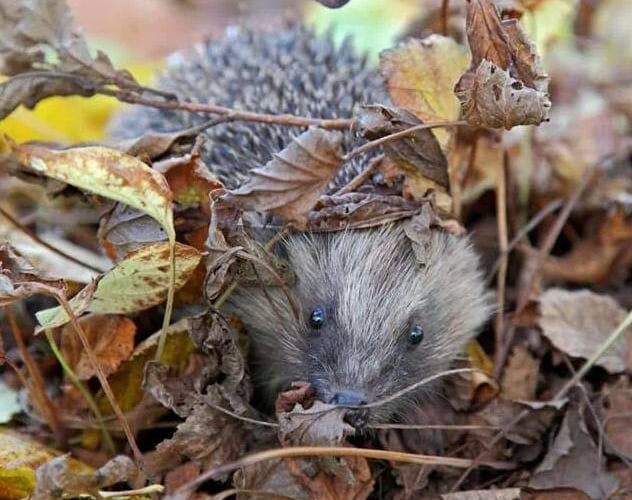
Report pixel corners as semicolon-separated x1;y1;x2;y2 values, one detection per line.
4;304;66;446
170;446;515;499
44;328;116;454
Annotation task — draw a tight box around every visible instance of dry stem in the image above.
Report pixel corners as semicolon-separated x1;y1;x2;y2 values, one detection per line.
170;446;515;499
4;305;66;446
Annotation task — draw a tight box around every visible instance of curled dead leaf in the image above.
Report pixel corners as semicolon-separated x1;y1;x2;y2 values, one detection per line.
226;128;344;224
277;401;373;500
454;0;551;129
0;243;65;305
143;312;253;476
456;60;551;129
500;345;540;401
357;105;449;188
32;454;136;500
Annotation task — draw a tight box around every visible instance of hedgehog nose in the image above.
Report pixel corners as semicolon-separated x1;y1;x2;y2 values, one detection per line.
329;390;367;406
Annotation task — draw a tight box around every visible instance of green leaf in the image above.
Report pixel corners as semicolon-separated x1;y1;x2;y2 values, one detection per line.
36;242;201;329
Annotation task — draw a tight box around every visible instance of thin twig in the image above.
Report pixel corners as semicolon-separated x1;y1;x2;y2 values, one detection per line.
99;87;355;130
0;205;105;274
441;0;450;35
370;423;500;431
361;368;476;410
493;153;509;376
4;305;66;446
59;295;143;462
170;446;516;499
44;328;116;454
99;485;164;498
334;155;382;195
485;198;564;285
343;120;467;162
204;399;278;428
22;283;144;463
6;71;355;129
515;166;595;312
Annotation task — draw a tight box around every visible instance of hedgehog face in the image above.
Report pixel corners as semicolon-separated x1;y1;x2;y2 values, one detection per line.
227;224;490;423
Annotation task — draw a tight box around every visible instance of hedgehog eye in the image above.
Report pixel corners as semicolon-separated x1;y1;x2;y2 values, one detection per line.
408;324;424;345
309;306;326;329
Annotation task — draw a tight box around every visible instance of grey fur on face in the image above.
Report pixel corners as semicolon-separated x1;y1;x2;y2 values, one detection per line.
225;225;491;421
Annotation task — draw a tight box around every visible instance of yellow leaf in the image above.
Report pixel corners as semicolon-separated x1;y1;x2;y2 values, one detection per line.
10;142;173;235
0;62;159;143
379;35;469;148
0;428;92;500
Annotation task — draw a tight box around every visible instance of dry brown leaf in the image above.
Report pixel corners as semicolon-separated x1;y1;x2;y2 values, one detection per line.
164;462;202;495
602;386;632;459
500;345;540;401
98;204;168;262
59;314;136;380
97;318;197;414
378;403;457;499
226;128;344;224
456;60;551;129
522;487;592;500
143;312;252;476
357;104;448;188
117;128;208;161
454;0;551;129
448;341;499;411
0;243;66;305
538;288;631;373
233;459;309;500
468;399;565;450
147;401;246;476
277;400;373;500
529;404;619;498
285;454;373;500
98;148;217;261
32;455;137;500
275;382;315;414
540;211;632;287
278;401;353;448
155;151;222;209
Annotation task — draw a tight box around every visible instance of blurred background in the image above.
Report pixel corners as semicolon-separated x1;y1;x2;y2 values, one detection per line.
2;0;608;145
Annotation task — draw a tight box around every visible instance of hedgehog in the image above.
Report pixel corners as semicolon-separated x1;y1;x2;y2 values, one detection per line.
112;25;491;423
